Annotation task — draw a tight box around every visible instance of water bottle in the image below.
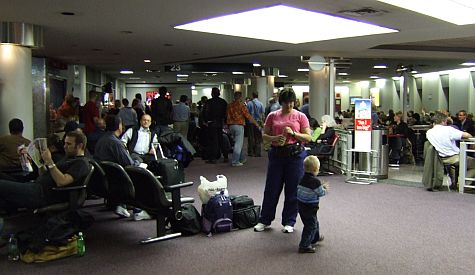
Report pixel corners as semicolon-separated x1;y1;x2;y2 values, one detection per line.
8;234;20;261
19;154;33;173
77;232;85;257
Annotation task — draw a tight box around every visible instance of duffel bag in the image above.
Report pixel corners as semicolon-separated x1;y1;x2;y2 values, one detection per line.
233;205;261;229
230;195;254;210
171;204;201;236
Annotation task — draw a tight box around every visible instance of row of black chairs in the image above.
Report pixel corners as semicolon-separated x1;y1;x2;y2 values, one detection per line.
37;159;194;244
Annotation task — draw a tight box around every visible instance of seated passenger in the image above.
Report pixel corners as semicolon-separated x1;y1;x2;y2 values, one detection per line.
0;131;91;216
0;118;31;172
94;115;151;221
308;115;336;155
120;114;158;164
87;118;106;155
308;118;322;143
427;111;475;188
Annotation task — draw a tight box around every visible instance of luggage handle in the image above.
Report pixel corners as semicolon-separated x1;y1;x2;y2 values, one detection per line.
151;142;166;160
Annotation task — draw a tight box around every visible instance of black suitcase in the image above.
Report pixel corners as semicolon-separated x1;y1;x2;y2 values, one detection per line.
149;143;185;187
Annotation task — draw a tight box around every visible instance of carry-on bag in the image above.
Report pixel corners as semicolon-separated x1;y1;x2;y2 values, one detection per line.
202;191;233;235
149;142;185;187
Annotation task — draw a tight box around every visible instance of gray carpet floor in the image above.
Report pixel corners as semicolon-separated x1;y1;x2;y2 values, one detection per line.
2;155;475;274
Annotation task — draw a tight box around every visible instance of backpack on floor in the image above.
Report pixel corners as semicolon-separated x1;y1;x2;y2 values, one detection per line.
202;191;233;235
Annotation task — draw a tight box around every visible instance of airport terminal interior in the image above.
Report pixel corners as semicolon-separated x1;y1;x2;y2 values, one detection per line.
1;1;475;274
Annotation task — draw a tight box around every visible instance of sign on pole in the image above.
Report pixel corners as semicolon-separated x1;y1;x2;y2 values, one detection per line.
354;99;372;152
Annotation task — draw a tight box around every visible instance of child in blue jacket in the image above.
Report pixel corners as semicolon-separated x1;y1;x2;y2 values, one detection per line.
297;155;329;253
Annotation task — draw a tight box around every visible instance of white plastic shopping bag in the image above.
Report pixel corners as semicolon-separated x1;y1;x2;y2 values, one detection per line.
197;175;228;204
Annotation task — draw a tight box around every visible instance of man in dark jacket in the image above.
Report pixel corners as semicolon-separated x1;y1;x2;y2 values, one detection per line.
203;87;227;163
151;86;173;130
454;110;475;136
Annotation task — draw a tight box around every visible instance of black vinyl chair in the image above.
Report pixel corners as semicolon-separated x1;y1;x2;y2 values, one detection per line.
99;161;136;207
308;134;340;176
125;166;194;244
34;165;94;215
87;159;109;199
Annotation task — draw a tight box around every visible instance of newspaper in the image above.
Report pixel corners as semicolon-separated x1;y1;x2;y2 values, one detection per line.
26;138;47;168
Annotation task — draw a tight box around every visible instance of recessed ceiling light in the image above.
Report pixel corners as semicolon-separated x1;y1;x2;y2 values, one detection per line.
410;70;418;74
253;63;261;67
376;0;475;25
369;75;380;79
338;72;349;76
144;59;151;63
61;12;75;16
461;62;475;66
175;4;397;44
120;70;134;74
177;74;189;77
373;65;387;69
297;68;309;72
278;74;288;78
232;72;245;75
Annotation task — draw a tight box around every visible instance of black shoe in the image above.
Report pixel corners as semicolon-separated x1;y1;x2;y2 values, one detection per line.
311;235;324;248
298;246;316;253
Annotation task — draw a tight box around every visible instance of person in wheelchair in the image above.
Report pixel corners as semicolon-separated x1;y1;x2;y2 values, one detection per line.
308;115;337;155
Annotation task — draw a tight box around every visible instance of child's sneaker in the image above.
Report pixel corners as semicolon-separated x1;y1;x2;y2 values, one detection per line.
253;223;270;232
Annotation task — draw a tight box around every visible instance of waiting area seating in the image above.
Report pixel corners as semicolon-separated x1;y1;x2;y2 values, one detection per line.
307;134;340;176
98;161;194;244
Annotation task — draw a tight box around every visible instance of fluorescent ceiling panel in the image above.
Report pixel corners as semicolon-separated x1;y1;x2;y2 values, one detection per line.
175;5;397;44
377;0;475;25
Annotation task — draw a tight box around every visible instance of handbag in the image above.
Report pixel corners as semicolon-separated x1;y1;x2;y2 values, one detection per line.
232;205;261;229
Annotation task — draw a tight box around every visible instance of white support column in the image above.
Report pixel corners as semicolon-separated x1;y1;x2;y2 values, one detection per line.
309;67;329;121
0;44;34;138
256;76;275;108
401;71;409;122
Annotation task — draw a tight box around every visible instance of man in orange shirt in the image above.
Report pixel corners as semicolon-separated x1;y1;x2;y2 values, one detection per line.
226;92;260;167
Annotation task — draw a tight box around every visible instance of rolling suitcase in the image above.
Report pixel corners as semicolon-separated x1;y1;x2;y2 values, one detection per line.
149;142;185;187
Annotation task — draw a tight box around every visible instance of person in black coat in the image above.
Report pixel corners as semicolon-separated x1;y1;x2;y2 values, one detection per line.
454;110;475;136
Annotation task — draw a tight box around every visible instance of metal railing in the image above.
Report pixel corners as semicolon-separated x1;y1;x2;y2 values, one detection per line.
458;141;475;194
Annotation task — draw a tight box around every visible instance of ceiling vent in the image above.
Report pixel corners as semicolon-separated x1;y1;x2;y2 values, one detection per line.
338;7;388;17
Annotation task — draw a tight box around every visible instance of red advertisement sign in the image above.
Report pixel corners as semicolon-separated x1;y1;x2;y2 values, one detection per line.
355;118;371;131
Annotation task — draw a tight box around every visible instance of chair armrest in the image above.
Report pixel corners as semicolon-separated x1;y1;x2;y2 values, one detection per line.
52;185;87;191
163;181;193;191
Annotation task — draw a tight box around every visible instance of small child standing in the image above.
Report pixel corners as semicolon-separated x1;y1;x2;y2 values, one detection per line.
297;155;329;253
